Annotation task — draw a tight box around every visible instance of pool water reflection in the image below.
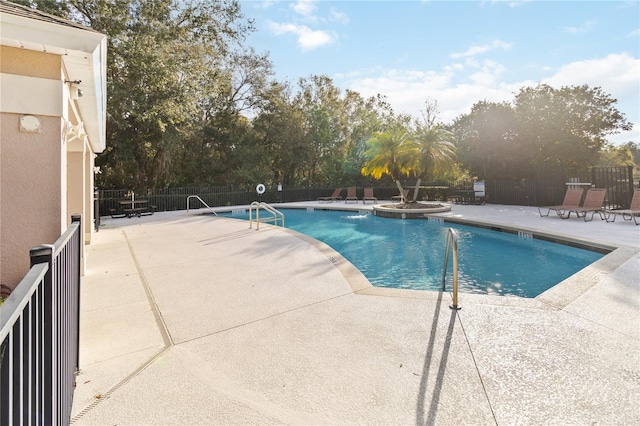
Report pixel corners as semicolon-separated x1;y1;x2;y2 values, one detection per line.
227;208;603;298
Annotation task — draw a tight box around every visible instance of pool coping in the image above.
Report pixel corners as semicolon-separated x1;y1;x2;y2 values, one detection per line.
203;204;638;312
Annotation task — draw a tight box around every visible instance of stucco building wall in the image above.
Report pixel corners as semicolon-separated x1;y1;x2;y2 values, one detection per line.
1;5;107;290
0;46;70;287
0;113;64;287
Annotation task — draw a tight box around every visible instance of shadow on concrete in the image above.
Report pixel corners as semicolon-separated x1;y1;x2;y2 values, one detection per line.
416;292;457;425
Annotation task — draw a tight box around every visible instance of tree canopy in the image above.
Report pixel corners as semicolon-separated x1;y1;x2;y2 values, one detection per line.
20;1;637;189
360;102;458;203
452;84;633;180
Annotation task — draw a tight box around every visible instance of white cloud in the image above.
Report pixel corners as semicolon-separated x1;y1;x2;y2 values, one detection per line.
267;21;335;51
330;8;349;24
488;0;532;7
254;0;276;10
336;52;639;147
291;0;317;19
543;53;640;145
266;1;343;51
450;40;512;59
542;53;639;106
340;67;521;123
562;20;597;34
468;60;507;86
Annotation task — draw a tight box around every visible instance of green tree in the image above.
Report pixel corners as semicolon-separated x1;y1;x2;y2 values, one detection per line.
619;142;640;171
361;126;417;201
58;0;255;188
12;0;71;17
596;143;636;168
251;82;308;187
452;100;521;179
339;92;395;185
408;100;457;201
295;76;345;186
514;84;632;176
184;48;274;185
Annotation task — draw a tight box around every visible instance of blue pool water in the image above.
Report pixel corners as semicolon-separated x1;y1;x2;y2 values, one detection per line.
225;208;603;298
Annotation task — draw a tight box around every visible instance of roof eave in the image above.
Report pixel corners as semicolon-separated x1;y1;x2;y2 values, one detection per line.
0;9;107;153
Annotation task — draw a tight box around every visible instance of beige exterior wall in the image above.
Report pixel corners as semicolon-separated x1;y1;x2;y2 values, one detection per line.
0;47;69;288
0;46;92;287
67;145;95;246
85;149;95;245
1;16;105;289
0;45;60;78
0;113;64;288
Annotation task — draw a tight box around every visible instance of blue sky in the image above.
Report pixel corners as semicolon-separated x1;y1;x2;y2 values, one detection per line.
239;0;639;146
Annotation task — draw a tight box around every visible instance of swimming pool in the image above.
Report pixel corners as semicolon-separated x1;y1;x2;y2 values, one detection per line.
225;208;603;298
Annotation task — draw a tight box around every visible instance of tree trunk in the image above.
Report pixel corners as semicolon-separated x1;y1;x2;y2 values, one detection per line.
395;180;405;204
412;178;422;202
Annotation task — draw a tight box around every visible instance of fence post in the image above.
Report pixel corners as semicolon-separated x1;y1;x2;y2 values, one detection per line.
71;214;81;373
29;244;55;425
94;189;100;232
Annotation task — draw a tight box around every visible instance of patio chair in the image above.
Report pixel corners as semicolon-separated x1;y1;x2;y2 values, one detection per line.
362;187;377;204
563;188;607;221
538;188;583;218
605;190;640;225
318;188;342;202
345;186;359;203
392;189;410;202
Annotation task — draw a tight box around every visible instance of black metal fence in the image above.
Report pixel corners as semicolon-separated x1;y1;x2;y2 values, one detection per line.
97;166;636;216
484;179;563;207
99;186;256;216
99;185;430;217
590;166;635;209
0;216;82;426
485;166;635;209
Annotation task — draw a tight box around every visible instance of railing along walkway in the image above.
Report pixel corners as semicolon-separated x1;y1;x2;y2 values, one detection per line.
0;215;82;426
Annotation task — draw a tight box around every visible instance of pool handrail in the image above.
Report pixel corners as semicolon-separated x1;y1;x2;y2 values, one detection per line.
442;227;461;310
249;201;285;230
186;195;218;216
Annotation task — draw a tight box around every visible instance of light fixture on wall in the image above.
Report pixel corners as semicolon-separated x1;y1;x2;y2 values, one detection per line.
65;120;87;142
65;120;77;137
64;79;83;100
20;115;41;132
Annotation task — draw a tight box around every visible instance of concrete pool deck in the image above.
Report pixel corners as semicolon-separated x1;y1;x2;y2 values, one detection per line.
71;202;639;425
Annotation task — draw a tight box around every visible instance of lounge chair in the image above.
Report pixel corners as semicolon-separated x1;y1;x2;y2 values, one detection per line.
392;189;409;202
538;188;583;218
563;188;607;221
318;188;342;202
363;187;377;204
345;186;359;203
605;190;640;225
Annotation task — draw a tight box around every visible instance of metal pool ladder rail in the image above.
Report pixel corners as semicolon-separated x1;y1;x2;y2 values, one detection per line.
442;228;461;310
249;201;285;230
186;195;218;216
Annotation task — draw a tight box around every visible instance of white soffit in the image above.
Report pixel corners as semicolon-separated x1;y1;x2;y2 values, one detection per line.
0;7;107;153
0;10;105;54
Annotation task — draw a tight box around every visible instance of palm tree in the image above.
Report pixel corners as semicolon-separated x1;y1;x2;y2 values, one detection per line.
361;128;417;202
409;124;457;202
